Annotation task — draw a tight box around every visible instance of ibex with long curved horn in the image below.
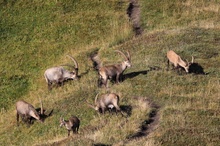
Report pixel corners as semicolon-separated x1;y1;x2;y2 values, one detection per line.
87;93;121;114
167;50;194;73
97;50;131;87
16;100;44;126
44;55;79;90
59;115;80;137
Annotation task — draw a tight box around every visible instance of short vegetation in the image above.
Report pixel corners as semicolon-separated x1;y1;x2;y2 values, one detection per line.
0;0;219;145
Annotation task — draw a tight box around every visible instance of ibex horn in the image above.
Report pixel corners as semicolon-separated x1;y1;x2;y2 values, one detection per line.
85;100;96;109
94;93;99;104
115;50;129;61
66;55;78;70
40;98;43;115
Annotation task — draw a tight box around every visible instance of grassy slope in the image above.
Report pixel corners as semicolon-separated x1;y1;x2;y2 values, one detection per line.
0;0;220;145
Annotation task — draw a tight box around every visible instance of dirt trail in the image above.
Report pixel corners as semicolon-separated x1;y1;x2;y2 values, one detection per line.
113;96;160;146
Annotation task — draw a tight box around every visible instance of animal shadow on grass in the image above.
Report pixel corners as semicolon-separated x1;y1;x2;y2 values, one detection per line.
176;62;206;75
123;66;161;81
189;63;206;75
34;108;54;123
97;105;132;118
120;105;133;117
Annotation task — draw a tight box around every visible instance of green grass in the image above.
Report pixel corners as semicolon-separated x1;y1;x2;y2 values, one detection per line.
0;0;220;145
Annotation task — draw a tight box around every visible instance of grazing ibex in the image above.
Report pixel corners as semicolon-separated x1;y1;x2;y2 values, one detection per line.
59;115;80;137
16;100;43;126
97;50;131;87
167;50;194;73
87;93;122;114
44;55;79;90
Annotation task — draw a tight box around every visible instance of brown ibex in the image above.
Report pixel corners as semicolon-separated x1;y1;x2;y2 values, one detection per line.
59;115;80;137
87;93;122;114
16;100;44;126
167;50;194;73
96;50;131;87
44;55;79;90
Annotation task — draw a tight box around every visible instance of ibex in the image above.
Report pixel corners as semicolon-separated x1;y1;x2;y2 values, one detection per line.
167;50;194;73
44;55;78;90
97;50;131;87
59;115;80;137
16;100;43;126
87;93;122;114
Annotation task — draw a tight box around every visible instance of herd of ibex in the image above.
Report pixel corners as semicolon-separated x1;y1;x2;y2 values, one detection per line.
16;49;200;137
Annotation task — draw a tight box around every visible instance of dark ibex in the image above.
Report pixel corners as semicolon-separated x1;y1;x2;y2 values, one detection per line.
96;50;131;87
59;115;80;137
167;50;194;73
87;93;122;114
16;100;43;126
44;55;79;90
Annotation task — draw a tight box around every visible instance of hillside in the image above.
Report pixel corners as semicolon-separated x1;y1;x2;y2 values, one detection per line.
0;0;220;146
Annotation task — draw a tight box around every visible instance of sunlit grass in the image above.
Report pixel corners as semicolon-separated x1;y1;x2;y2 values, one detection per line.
0;0;220;145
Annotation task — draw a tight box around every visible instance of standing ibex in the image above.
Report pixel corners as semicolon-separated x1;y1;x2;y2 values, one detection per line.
16;100;43;126
167;50;194;73
97;50;131;87
59;115;80;137
44;55;78;90
87;93;122;114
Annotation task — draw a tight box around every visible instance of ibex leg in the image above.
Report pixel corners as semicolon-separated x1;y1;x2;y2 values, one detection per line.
16;113;19;126
167;60;170;71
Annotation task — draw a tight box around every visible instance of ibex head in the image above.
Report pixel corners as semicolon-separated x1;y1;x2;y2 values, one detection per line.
180;56;194;73
59;117;66;127
66;55;79;79
36;99;53;122
115;50;131;68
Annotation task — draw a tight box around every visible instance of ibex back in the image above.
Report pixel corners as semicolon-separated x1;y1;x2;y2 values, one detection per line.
87;93;121;114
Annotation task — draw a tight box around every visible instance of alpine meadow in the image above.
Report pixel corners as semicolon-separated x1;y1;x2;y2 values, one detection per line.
0;0;219;146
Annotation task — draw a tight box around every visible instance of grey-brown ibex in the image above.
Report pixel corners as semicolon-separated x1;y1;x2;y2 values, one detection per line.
87;93;122;114
59;115;80;137
92;50;131;87
167;50;194;73
44;55;79;90
16;100;44;126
